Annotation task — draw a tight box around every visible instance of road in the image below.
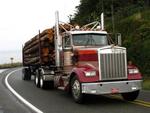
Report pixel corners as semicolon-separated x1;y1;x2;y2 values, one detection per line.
0;69;32;113
0;68;150;113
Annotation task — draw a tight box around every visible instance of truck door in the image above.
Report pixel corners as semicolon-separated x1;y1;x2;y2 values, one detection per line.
63;35;73;67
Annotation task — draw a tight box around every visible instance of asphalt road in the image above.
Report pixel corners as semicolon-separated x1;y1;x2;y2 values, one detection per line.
0;69;32;113
0;68;150;113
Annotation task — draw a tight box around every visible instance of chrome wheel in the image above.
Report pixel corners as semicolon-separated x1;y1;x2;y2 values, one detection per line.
35;75;39;86
40;76;44;88
71;77;84;103
35;70;40;87
72;80;81;99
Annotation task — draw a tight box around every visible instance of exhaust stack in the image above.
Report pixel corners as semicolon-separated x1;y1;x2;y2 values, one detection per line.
55;11;61;67
101;13;104;30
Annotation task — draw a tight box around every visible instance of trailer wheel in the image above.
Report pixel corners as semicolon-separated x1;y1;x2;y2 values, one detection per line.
22;68;31;80
121;90;139;101
35;70;40;88
71;76;84;103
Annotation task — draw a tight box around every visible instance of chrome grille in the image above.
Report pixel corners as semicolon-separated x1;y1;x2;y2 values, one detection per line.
99;49;127;80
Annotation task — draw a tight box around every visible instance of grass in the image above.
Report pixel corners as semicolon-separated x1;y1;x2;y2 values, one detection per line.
0;62;22;69
143;77;150;90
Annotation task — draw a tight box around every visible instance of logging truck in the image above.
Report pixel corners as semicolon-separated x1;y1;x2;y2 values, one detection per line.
22;12;142;103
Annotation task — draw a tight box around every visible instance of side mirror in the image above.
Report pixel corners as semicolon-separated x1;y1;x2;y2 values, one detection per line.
116;33;122;46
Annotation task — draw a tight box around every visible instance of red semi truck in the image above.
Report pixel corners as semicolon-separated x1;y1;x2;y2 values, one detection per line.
22;12;142;103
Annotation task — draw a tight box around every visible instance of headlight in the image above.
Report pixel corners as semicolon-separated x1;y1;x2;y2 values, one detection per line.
84;71;96;77
128;68;139;74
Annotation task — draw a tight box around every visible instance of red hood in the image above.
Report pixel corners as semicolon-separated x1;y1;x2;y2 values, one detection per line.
76;49;98;61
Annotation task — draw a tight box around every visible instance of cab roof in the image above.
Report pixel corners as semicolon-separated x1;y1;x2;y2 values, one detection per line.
68;30;107;35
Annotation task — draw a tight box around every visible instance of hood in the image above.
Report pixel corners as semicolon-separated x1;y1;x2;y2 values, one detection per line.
75;48;99;61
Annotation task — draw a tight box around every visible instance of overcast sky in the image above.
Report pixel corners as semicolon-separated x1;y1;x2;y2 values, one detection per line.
0;0;80;64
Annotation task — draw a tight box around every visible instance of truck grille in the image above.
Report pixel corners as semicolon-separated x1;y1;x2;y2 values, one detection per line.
99;48;127;80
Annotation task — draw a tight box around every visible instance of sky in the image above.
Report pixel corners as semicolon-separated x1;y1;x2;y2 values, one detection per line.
0;0;80;64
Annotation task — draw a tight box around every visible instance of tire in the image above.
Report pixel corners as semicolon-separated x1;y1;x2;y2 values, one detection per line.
22;68;31;81
71;76;84;103
40;75;47;89
34;70;40;88
121;90;140;101
40;76;54;89
39;69;54;89
48;81;54;89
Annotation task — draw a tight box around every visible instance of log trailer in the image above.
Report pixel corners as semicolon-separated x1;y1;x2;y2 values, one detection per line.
22;12;142;103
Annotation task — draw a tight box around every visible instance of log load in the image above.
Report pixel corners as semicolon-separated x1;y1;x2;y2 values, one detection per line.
23;24;73;66
23;28;55;66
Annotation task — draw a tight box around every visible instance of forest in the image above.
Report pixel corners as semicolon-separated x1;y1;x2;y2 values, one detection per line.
70;0;150;76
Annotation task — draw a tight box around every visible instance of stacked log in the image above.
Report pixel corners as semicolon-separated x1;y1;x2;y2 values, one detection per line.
23;28;55;66
23;24;72;66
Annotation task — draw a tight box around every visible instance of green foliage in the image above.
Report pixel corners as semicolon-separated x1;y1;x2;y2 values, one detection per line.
115;10;150;75
143;78;150;90
71;0;149;25
0;62;22;69
71;0;150;76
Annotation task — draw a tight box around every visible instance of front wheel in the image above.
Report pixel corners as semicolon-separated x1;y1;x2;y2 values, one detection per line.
71;76;84;103
121;90;140;101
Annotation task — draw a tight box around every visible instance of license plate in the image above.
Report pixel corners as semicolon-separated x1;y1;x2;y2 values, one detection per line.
111;88;119;94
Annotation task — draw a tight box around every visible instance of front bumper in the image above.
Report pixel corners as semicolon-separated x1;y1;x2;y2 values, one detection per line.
82;80;142;94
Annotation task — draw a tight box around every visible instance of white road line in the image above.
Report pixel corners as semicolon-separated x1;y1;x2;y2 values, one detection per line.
5;69;43;113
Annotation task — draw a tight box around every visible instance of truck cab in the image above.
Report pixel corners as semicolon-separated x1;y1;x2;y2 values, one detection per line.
60;29;142;103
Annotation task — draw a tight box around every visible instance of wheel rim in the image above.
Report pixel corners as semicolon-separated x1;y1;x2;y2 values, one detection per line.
35;75;38;85
72;80;81;99
40;76;43;88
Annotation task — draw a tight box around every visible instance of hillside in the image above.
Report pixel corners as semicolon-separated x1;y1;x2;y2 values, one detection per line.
114;10;150;75
71;0;150;75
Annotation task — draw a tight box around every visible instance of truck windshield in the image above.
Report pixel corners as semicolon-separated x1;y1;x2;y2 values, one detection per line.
72;34;108;46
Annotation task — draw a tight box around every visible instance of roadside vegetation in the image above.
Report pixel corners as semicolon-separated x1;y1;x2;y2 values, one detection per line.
70;0;150;90
143;77;150;90
0;62;22;69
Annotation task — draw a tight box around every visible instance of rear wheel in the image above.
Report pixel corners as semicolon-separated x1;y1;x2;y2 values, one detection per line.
40;75;48;89
121;90;140;101
22;68;31;80
40;72;54;89
35;70;40;88
71;76;84;103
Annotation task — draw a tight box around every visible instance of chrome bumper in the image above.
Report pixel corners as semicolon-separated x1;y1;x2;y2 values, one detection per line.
82;80;142;94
